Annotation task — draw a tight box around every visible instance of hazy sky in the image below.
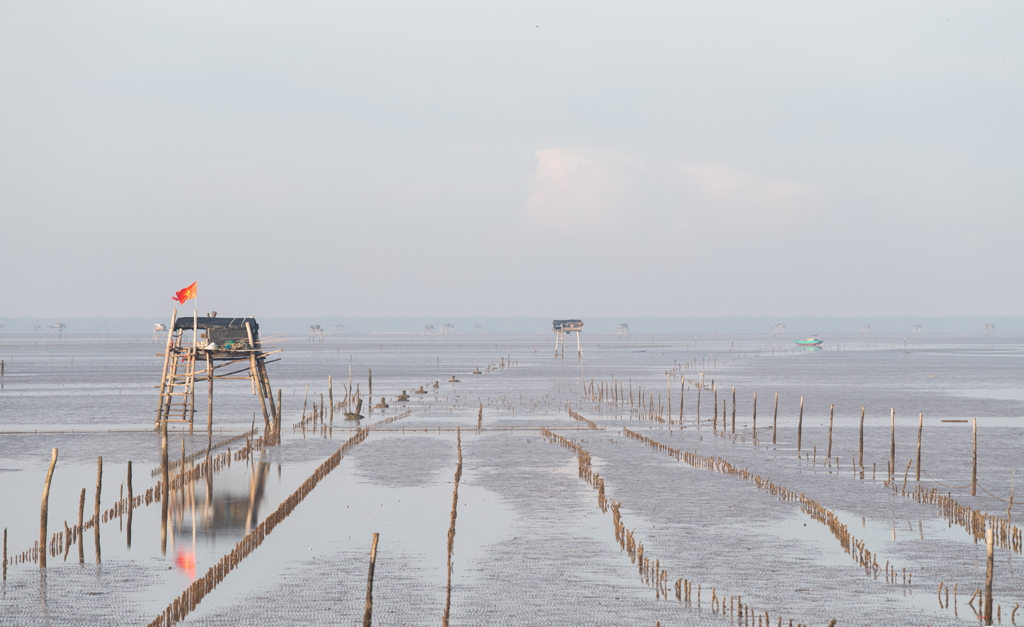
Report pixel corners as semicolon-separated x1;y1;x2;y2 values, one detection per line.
2;2;1021;319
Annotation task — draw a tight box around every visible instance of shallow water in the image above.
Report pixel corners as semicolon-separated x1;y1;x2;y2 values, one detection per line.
0;331;1021;625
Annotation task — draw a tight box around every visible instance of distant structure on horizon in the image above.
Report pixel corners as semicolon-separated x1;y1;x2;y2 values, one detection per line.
50;322;67;339
773;324;785;335
861;324;871;334
153;323;167;343
912;325;923;334
984;324;995;336
424;325;435;335
616;323;630;338
334;323;345;335
308;325;324;342
553;319;584;358
441;323;454;335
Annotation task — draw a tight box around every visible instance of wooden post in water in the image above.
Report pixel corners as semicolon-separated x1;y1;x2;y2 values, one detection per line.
985;528;994;625
39;448;58;569
890;409;896;480
94;456;102;563
78;489;85;563
363;532;379;627
368;369;372;396
680;379;684;421
697;386;701;423
206;352;213;440
328;375;334;423
859;407;865;469
731;387;736;435
713;386;717;429
827;405;834;459
126;461;133;548
797;396;804;455
667;373;671;421
773;393;778;444
752;392;757;437
972;418;978;497
916;413;923;482
161;419;169;555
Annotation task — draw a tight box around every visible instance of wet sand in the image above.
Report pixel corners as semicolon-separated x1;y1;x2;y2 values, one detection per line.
1;332;1021;625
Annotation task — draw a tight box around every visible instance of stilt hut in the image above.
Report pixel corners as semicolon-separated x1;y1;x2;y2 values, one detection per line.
553;319;584;358
155;314;280;435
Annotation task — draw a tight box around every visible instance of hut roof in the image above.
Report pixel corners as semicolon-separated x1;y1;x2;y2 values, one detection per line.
173;317;260;333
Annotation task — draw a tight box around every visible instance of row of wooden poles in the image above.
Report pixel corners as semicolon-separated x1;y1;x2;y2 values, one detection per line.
938;580;1019;624
540;426;818;627
145;409;414;626
7;426;267;578
145;405;415;627
584;376;1020;548
620;424;1016;626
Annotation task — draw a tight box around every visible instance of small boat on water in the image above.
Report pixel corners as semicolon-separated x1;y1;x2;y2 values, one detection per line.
794;337;823;346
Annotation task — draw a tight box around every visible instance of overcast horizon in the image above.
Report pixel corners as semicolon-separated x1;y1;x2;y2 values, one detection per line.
2;2;1021;319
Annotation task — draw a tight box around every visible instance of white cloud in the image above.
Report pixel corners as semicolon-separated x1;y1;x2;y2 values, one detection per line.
521;148;819;240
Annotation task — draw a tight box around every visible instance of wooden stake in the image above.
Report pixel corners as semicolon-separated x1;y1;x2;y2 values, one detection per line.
890;409;896;480
78;488;85;563
329;375;334;423
985;528;994;625
827;404;834;459
752;392;757;436
94;456;102;563
363;533;379;627
206;351;213;439
797;396;804;455
39;448;58;569
773;393;778;444
127;461;133;549
731;387;736;435
859;407;865;469
972;417;978;497
161;419;169;556
921;413;929;481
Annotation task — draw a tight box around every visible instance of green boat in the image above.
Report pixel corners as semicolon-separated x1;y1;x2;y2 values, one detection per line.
794;337;823;346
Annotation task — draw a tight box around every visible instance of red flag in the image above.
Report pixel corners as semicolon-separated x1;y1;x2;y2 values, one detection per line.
172;282;197;304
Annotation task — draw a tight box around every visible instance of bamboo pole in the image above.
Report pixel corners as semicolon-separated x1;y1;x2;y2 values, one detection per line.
731;387;736;435
94;456;102;563
127;461;133;548
261;360;277;431
827;405;834;459
363;533;379;627
752;392;757;436
161;419;169;555
985;528;994;625
916;413;923;482
156;307;177;426
329;375;334;423
206;352;214;440
797;396;804;455
972;418;978;497
78;489;85;563
859;407;865;469
39;448;58;568
890;408;897;480
773;393;778;444
368;369;372;396
679;378;684;421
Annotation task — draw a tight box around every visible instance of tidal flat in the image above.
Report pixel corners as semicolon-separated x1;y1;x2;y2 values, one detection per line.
1;332;1021;626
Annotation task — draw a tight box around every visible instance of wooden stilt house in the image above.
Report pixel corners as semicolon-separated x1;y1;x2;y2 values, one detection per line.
155;312;280;434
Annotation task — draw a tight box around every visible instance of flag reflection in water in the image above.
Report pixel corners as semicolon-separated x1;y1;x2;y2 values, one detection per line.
176;549;196;579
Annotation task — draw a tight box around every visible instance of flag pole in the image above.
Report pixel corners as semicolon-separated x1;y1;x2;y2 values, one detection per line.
193;284;198;349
